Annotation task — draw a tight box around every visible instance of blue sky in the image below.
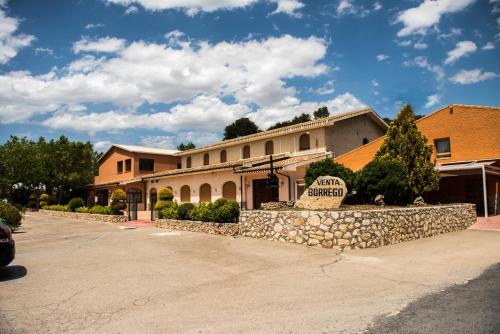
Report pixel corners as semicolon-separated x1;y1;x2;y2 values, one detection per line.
0;0;498;151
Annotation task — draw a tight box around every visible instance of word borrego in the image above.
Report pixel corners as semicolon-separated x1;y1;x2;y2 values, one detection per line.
308;187;344;197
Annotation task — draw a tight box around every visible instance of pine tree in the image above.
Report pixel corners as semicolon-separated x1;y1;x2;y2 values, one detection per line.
375;104;440;199
313;106;330;119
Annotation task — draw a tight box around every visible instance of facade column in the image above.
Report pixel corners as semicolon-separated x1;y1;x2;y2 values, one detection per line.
482;166;488;217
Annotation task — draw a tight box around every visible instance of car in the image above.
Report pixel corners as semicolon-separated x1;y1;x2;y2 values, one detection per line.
0;222;15;267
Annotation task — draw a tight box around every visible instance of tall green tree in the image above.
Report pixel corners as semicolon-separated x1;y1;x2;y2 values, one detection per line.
177;142;196;151
375;104;439;198
223;117;260;140
267;113;311;130
313;106;330;119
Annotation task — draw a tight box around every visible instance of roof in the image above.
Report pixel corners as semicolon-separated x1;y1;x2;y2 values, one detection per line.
98;144;179;162
176;107;388;156
234;151;331;174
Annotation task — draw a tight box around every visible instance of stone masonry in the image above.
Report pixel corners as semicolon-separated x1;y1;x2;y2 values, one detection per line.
156;219;239;236
239;204;476;250
39;209;128;224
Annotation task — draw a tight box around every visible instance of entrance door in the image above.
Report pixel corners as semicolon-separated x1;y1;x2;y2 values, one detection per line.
127;188;142;220
252;179;279;209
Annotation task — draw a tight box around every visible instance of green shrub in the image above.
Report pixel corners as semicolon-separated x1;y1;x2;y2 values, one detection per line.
27;200;37;209
190;203;214;222
68;197;85;212
213;200;240;224
111;201;126;213
158;188;174;201
76;207;89;213
177;203;195;220
305;159;356;191
355;159;410;205
88;205;113;215
43;204;70;212
212;197;228;210
160;207;179;219
0;202;23;230
39;201;48;208
155;200;177;211
40;193;49;202
111;189;126;201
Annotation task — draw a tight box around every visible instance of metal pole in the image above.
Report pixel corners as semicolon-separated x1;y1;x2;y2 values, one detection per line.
482;165;488;217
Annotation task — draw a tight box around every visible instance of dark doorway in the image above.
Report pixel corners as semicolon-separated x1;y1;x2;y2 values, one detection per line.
96;189;108;206
127;188;142;220
466;177;484;215
150;188;157;220
253;179;279;209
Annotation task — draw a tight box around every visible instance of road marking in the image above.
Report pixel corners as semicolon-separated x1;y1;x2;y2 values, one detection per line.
150;231;181;236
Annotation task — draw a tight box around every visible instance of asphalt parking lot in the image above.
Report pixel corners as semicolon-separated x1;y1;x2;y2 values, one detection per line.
1;213;500;334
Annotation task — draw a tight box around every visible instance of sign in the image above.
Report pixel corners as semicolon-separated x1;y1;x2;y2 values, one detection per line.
294;176;347;210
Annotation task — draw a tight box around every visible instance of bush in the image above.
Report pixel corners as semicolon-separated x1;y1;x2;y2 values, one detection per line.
111;201;126;213
88;205;112;215
160;207;179;219
155;200;177;211
212;198;228;210
177;203;195;220
39;200;48;208
213;200;240;224
190;203;214;222
43;204;70;212
68;197;85;212
76;207;89;213
355;159;410;205
111;189;126;201
0;202;22;230
40;193;49;202
158;188;174;201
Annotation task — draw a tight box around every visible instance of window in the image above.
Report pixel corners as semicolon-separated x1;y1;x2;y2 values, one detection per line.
186;157;192;168
220;150;227;163
242;145;251;159
117;161;123;174
299;133;310;151
139;158;154;171
125;159;131;172
203;153;210;166
222;181;237;200
200;183;212;202
180;185;191;203
362;138;369;145
265;140;274;155
435;138;451;158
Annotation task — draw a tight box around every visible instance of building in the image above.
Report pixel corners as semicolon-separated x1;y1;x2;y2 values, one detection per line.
336;104;500;216
89;144;180;219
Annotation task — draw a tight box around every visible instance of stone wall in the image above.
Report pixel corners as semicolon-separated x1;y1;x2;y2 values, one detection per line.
39;209;128;224
156;219;239;236
239;204;476;250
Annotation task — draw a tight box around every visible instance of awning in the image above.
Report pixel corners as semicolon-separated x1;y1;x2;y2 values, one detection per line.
234;152;331;174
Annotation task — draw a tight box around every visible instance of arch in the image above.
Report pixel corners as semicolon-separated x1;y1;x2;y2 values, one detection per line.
220;150;227;163
180;185;191;203
265;140;274;155
299;133;310;151
149;188;157;210
199;183;212;203
203;153;210;166
222;181;237;200
186;156;192;168
362;138;369;145
242;145;251;159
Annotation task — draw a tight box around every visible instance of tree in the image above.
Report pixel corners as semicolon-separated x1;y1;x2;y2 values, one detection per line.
223;118;260;140
267;113;311;130
375;104;439;198
304;159;356;191
356;159;410;205
177;142;196;151
313;106;330;119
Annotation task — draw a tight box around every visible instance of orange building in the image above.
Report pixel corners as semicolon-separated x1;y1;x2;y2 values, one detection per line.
336;105;500;216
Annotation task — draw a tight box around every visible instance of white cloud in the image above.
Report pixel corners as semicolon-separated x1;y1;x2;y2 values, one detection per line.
73;36;126;54
396;0;476;37
482;42;495;50
373;2;382;11
424;94;440;108
335;0;370;17
94;140;113;152
272;0;304;17
85;23;105;29
438;27;462;40
0;7;35;64
396;40;412;47
414;42;428;50
371;79;379;87
125;5;139;14
376;54;389;61
140;136;175;149
403;56;445;81
444;40;477;64
35;47;54;55
450;69;498;84
314;79;335;95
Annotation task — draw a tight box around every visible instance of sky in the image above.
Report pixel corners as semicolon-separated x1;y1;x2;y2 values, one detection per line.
0;0;499;152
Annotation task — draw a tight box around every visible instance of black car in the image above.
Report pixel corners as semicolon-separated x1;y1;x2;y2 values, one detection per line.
0;223;15;267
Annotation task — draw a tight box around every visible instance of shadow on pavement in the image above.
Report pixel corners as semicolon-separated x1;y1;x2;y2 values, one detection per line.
0;265;27;282
366;263;500;334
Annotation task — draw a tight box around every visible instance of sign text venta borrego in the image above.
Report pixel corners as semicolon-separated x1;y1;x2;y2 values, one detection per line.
295;176;347;209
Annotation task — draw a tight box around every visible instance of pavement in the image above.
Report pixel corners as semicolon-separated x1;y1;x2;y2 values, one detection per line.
469;215;500;231
1;213;500;334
